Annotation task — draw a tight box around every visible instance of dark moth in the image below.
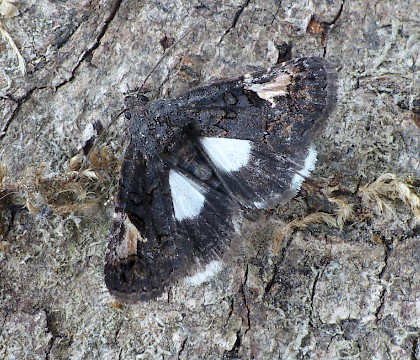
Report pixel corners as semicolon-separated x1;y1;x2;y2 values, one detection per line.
104;57;337;302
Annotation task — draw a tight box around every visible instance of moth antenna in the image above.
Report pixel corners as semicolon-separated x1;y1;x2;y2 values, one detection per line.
77;20;203;176
138;19;204;94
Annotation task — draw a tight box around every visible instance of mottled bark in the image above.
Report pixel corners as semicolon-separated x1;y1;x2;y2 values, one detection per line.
0;0;418;359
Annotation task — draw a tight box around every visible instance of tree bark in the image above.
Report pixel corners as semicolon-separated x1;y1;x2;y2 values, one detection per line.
0;0;418;359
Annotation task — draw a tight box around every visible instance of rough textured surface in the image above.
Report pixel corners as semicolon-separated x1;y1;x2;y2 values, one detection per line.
0;0;418;359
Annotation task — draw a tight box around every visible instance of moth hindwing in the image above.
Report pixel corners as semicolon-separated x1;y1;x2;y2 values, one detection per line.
104;57;338;302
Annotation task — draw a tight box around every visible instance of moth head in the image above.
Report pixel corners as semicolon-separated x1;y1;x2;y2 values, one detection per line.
124;94;150;113
137;94;150;105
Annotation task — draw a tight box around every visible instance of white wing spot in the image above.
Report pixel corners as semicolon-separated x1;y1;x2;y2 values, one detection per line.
200;137;252;173
111;211;145;260
169;170;206;221
291;146;318;191
253;201;266;209
184;260;224;286
244;72;290;107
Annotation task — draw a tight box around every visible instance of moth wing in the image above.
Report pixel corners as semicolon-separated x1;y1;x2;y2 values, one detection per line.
178;57;337;148
183;57;337;209
104;139;241;302
198;137;317;209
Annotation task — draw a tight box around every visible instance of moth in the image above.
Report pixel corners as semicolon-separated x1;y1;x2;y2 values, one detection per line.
104;57;338;302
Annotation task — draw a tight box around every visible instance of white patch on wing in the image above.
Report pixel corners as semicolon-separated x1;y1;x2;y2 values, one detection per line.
244;72;290;107
169;170;206;221
200;137;252;173
184;260;224;286
232;213;243;234
253;201;266;209
291;145;317;191
112;211;145;260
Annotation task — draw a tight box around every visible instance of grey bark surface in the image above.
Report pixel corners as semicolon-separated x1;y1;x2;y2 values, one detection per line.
0;0;419;359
